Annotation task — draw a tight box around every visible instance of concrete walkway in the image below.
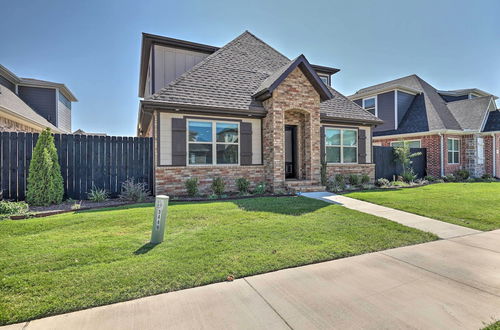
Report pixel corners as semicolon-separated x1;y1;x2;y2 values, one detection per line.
3;230;500;330
302;192;481;239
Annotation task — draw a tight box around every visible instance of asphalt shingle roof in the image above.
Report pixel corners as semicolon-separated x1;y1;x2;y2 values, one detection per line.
0;85;61;132
355;74;495;136
148;31;380;124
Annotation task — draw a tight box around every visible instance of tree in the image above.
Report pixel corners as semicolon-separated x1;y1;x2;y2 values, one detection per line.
393;141;422;178
26;128;64;206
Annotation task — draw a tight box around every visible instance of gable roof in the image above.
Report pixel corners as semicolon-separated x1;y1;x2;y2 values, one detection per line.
141;31;380;128
253;55;333;101
0;84;61;132
351;74;497;136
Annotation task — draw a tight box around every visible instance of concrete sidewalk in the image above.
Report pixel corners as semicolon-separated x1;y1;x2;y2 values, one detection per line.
302;192;481;239
4;230;500;330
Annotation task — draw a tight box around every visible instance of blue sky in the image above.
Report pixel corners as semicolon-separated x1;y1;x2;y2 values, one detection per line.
1;0;498;136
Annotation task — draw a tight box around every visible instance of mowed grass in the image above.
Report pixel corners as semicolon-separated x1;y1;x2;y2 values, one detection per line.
347;182;500;231
0;197;436;325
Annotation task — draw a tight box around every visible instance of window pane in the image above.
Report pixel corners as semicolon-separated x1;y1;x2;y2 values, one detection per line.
188;144;213;164
447;139;453;151
455;140;460;152
343;147;357;163
326;146;341;163
454;152;459;164
216;144;238;164
448;151;453;164
216;123;238;143
409;141;421;148
391;142;403;148
343;130;357;146
325;129;341;146
367;108;376;115
188;121;212;142
319;76;329;85
363;98;375;108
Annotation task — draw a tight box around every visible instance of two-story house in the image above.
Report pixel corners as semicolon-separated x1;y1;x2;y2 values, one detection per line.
137;31;382;195
0;64;77;133
349;74;500;178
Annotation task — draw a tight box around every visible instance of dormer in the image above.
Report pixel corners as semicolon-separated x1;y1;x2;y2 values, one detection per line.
437;89;493;103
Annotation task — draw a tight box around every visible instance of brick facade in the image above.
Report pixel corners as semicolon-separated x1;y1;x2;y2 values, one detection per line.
152;67;375;195
155;165;265;195
376;133;498;178
262;67;321;190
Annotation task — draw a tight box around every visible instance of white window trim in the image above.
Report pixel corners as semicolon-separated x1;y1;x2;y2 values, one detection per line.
447;138;460;164
187;119;240;166
390;139;421;148
318;74;330;86
325;128;358;164
362;96;377;117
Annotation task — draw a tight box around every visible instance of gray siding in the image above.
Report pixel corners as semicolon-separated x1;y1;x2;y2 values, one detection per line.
18;86;57;126
57;98;71;132
397;91;415;126
0;74;15;92
153;45;210;94
374;91;395;132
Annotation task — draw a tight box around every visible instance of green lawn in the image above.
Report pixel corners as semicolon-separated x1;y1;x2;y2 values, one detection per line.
346;182;500;231
0;197;436;325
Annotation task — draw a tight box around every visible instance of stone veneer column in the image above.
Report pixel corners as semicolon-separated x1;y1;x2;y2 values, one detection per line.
261;67;321;190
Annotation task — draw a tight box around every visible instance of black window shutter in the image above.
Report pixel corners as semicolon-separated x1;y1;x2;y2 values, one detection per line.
320;126;325;163
171;118;187;166
358;129;367;164
240;122;252;165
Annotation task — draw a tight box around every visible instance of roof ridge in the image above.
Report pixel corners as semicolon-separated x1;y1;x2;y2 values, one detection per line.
354;74;419;94
414;75;462;130
149;31;287;101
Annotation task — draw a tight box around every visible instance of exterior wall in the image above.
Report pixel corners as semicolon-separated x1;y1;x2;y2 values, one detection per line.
144;48;153;98
376;133;496;178
57;93;71;133
157;112;262;166
0;116;40;133
397;91;415;126
153;44;210;94
262;67;321;190
0;74;15;92
17;86;57;126
155;165;265;195
326;164;375;181
375;91;395;132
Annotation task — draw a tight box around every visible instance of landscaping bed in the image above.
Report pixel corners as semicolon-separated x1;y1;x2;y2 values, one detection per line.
346;182;500;231
0;196;437;325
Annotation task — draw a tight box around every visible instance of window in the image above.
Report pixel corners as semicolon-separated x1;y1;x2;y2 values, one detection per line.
319;75;329;86
390;140;421;148
447;138;460;164
362;97;376;116
188;120;239;165
325;128;357;164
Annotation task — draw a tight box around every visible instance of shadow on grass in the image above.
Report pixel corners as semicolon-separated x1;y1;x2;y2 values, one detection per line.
231;196;329;216
134;242;159;255
76;203;154;214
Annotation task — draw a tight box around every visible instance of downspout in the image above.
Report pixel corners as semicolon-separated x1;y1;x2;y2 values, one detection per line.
438;133;444;177
492;133;496;178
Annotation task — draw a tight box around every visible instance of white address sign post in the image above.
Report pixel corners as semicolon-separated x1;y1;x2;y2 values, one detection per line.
150;195;169;244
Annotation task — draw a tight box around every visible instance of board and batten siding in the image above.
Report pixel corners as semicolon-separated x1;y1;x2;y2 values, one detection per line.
144;48;153;98
397;91;415;127
0;74;15;92
153;45;210;94
57;96;71;133
374;91;395;132
158;112;262;166
18;86;57;126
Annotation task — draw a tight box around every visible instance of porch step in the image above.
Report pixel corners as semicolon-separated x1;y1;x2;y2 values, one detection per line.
285;180;326;193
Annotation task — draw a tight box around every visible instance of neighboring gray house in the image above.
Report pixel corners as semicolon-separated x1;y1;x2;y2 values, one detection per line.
349;74;500;178
0;64;77;133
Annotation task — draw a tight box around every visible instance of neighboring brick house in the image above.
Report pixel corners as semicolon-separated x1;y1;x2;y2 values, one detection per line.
0;64;77;133
349;74;500;178
137;31;382;195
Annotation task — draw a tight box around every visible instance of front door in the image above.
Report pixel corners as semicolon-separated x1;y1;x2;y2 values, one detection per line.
285;125;297;179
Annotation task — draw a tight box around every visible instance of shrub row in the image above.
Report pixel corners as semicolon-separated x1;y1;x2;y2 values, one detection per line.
184;177;268;197
326;173;371;192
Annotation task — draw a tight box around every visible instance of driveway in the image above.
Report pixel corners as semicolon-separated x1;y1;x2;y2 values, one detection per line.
4;230;500;330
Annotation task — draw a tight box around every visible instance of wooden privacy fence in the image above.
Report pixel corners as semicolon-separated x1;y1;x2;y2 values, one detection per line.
373;146;427;180
0;132;153;201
